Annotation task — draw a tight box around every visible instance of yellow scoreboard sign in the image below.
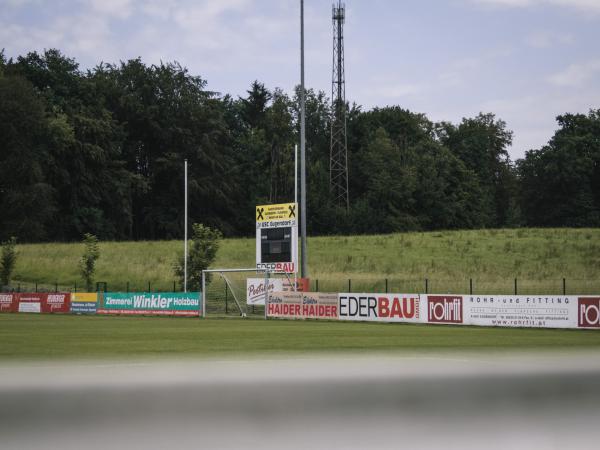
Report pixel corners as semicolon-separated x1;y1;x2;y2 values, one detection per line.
256;202;298;274
256;203;297;222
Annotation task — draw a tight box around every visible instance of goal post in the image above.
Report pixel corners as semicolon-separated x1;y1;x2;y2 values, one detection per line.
201;269;299;318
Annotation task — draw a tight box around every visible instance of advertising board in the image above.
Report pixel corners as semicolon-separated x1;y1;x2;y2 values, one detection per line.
300;292;338;319
71;292;98;314
17;293;42;313
267;292;338;320
426;295;463;324
421;295;579;328
246;277;310;305
338;293;420;323
0;293;18;313
256;203;298;274
41;293;71;313
98;292;201;316
464;295;576;328
578;297;600;328
14;293;71;314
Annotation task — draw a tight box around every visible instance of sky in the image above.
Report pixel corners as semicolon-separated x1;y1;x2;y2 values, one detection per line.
1;0;599;160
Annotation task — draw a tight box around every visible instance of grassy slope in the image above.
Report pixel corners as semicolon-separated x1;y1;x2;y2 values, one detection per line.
2;314;600;359
10;228;600;293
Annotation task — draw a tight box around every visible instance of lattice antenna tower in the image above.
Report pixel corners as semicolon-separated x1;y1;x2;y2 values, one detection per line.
330;1;349;209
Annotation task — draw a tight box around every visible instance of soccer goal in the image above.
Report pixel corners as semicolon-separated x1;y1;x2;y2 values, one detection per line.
201;269;299;318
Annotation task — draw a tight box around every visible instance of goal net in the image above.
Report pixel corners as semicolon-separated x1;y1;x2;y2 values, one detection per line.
201;269;299;318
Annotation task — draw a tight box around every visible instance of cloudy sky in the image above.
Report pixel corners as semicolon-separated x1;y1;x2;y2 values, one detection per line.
2;0;599;160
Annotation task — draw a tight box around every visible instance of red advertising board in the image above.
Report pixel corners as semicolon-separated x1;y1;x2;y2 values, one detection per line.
0;293;18;313
14;293;71;314
427;295;463;324
578;297;600;328
41;293;71;313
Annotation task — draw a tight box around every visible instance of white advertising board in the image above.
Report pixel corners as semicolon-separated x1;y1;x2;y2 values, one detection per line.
247;278;285;305
248;278;310;305
267;292;338;320
338;293;421;323
18;301;41;313
423;295;580;328
256;203;298;274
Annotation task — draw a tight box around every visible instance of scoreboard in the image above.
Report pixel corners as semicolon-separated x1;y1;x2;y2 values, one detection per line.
256;203;298;273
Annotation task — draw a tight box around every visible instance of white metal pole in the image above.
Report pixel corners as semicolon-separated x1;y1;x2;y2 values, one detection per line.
300;0;308;278
201;271;206;318
264;270;269;320
294;143;298;290
184;159;188;293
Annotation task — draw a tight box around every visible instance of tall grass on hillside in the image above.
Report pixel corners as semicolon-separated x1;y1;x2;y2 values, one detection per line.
8;229;600;294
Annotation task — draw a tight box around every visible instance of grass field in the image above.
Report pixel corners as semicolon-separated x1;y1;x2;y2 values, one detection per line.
2;314;600;360
9;228;600;294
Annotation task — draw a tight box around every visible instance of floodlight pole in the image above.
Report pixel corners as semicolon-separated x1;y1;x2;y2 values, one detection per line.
300;0;308;278
295;144;298;206
294;143;298;290
184;159;188;293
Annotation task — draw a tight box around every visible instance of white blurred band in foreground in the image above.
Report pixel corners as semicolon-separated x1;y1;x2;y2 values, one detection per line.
2;352;600;449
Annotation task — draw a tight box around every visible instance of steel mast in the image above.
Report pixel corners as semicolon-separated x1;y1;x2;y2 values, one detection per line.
330;1;349;210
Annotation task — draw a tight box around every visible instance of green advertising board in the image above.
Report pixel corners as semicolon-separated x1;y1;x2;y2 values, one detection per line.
99;292;201;316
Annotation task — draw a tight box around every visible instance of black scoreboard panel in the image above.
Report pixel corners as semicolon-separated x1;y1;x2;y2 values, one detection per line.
261;227;292;263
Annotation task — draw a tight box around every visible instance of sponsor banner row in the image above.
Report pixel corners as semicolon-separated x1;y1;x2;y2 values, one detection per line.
246;278;310;305
98;292;201;317
267;292;600;329
339;293;584;328
0;292;201;316
0;293;71;314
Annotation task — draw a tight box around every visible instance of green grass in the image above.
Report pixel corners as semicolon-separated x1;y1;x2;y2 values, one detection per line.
1;314;600;360
9;228;600;294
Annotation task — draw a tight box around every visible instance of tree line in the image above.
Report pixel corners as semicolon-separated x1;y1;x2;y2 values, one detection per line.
1;49;599;242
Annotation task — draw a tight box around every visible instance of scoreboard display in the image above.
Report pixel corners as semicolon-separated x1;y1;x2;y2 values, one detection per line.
256;203;298;273
261;227;292;263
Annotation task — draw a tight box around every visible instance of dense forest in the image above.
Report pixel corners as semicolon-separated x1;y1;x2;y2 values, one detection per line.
1;49;599;242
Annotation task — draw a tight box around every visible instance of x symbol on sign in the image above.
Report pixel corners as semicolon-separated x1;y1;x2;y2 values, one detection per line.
288;205;296;218
256;207;265;221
